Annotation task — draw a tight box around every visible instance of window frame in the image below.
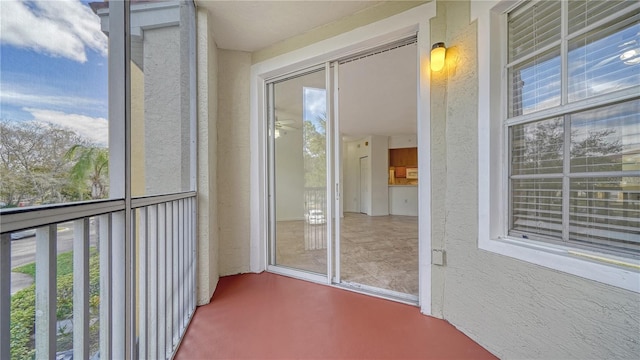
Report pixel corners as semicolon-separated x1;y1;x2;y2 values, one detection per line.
473;0;640;293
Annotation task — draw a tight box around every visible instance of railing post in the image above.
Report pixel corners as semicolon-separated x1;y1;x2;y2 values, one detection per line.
148;205;159;359
112;211;127;359
138;207;148;359
172;200;180;347
0;234;10;359
35;225;57;359
165;201;173;358
158;203;167;357
73;219;90;359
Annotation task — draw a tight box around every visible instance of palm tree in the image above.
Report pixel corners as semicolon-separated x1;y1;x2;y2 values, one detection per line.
65;145;109;201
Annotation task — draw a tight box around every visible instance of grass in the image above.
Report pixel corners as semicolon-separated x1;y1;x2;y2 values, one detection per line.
10;248;101;359
13;250;75;278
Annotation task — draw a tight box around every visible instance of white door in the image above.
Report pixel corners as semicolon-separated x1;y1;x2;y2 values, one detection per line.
359;156;370;214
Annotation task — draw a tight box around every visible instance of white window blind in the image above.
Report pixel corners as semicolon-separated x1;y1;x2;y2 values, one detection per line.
506;0;640;257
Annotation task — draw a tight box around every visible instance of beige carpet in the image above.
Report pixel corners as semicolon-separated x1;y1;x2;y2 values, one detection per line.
274;213;418;295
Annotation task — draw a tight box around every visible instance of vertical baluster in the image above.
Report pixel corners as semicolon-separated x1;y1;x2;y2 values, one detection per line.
138;208;148;359
35;225;57;359
111;211;126;360
73;218;90;359
165;201;173;357
0;234;10;359
172;200;180;347
148;205;158;359
99;214;112;359
178;199;184;329
158;203;166;358
191;197;196;312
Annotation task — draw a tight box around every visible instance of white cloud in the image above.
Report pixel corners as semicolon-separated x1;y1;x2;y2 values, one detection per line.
1;88;105;111
0;0;107;63
25;107;108;146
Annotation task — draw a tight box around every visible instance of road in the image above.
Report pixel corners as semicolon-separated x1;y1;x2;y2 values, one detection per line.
10;222;99;294
10;221;99;269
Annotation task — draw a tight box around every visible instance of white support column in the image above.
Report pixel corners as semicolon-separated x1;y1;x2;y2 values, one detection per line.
35;225;57;359
73;219;90;359
99;214;112;360
0;234;10;359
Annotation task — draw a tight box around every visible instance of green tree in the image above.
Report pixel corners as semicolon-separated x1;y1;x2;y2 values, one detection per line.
64;145;109;200
303;114;326;188
0;120;85;206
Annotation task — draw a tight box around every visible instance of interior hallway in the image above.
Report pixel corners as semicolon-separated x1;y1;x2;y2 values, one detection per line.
175;272;496;359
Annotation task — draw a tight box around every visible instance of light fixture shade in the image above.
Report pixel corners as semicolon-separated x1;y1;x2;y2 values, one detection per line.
431;42;446;71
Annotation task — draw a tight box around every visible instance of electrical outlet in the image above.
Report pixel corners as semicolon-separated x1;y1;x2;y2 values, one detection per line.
432;249;446;266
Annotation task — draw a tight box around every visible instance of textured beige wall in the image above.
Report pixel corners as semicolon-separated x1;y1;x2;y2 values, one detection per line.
429;1;640;358
217;50;252;276
251;1;426;64
196;8;219;305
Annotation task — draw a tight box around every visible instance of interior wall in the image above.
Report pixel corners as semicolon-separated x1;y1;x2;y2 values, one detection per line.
217;49;252;276
343;139;368;213
195;8;219;305
369;135;389;216
274;130;304;221
430;1;640;358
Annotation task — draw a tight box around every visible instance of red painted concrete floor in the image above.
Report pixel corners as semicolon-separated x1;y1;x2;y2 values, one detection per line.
175;272;496;359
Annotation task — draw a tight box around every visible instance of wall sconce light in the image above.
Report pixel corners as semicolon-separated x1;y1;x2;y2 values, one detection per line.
431;42;446;71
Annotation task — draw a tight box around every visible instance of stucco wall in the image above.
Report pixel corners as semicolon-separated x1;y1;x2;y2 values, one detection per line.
430;1;640;358
217;50;252;276
143;26;190;195
196;8;219;305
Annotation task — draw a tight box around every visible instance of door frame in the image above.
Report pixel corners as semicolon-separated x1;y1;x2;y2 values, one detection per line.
249;2;436;315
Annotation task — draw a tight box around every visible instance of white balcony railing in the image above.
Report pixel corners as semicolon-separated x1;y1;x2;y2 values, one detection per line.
0;192;196;359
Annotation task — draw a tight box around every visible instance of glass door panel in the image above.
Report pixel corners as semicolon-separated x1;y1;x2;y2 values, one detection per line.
268;68;328;275
335;41;419;298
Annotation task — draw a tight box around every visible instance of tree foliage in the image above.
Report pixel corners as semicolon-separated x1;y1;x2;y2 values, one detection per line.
303;114;326;188
0;120;108;206
65;144;109;200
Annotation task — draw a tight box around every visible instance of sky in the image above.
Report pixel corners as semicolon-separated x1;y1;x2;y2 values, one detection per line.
303;87;326;133
0;0;109;146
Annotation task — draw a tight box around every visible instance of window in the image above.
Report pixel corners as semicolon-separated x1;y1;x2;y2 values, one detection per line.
505;0;640;257
473;0;640;292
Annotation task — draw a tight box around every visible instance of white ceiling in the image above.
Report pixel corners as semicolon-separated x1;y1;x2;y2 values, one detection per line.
339;43;417;136
271;43;417;137
195;1;383;51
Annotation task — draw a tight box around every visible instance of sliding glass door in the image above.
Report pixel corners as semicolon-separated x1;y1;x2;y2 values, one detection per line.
267;67;329;276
